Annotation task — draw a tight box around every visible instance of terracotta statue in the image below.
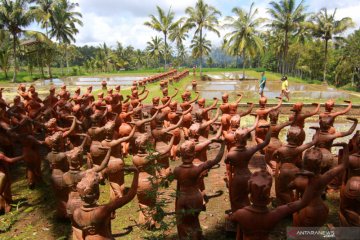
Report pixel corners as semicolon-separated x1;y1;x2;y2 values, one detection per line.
152;109;189;182
174;139;225;240
290;143;349;227
193;108;220;141
261;109;293;174
220;94;243;132
225;119;270;212
133;133;174;229
255;96;282;144
319;100;352;134
64;144;111;218
180;92;199;138
72;167;138;240
273;126;318;205
340;131;360;226
0;152;24;214
227;170;322;240
46;132;85;218
288;102;320;145
192;80;197;91
315;117;357;174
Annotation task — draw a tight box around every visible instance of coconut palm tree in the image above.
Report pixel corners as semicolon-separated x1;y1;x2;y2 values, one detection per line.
0;0;36;82
186;0;221;77
190;34;211;65
0;31;12;79
144;6;176;70
223;2;265;79
32;0;55;37
49;0;82;74
267;0;307;74
311;8;355;83
146;36;164;68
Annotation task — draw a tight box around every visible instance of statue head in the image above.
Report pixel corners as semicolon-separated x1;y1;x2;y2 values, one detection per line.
132;90;138;98
291;102;303;113
198;98;205;108
234;127;250;147
230;115;240;129
325;99;335;112
248;170;272;206
104;121;116;138
259;96;267;106
189;123;200;140
180;140;196;163
162;88;168;96
75;87;80;94
269;109;280;124
286;126;302;145
97;92;104;99
170;101;178;111
222;93;229;103
152;97;160;106
67;146;83;170
135;133;150;152
122;102;130;112
194;109;204;122
77;170;100;205
115;85;120;91
303;147;322;175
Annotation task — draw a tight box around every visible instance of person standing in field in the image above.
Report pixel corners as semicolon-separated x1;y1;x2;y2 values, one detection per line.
259;72;266;97
281;76;290;101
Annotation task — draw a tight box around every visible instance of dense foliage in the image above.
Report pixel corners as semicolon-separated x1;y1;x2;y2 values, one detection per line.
0;0;359;90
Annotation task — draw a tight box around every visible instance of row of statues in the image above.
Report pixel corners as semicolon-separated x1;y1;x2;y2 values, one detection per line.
0;71;358;240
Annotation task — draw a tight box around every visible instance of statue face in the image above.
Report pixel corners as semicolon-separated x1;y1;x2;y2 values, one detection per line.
222;94;229;102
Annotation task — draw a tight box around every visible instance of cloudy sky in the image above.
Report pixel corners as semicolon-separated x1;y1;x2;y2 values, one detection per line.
31;0;360;50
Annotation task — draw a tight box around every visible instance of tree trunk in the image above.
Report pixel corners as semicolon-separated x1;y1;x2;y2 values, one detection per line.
282;30;288;75
199;29;203;78
164;33;167;71
323;39;328;84
48;63;52;79
65;44;69;74
12;34;17;83
242;51;246;80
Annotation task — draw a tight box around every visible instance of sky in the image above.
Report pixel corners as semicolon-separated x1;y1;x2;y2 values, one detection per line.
30;0;360;50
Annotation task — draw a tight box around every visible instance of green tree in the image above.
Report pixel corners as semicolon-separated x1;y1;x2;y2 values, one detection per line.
0;0;36;82
224;2;265;79
146;36;164;68
311;8;355;83
190;34;211;65
267;0;307;74
49;0;82;74
33;0;55;37
0;31;11;79
144;6;176;71
186;0;221;76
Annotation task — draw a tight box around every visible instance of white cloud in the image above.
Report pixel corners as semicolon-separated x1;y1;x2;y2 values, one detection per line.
27;0;360;50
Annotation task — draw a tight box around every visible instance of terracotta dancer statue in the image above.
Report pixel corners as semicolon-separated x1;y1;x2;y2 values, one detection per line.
255;96;282;144
197;97;218;122
174;139;225;240
273;127;318;205
152;108;190;182
64;143;111;218
220;93;243;132
45;131;85;218
319;100;352;134
228;170;322;240
260;109;293;174
133;133;174;229
193;108;220;141
72;167;138;240
289;102;320;145
225;119;270;212
291;143;349;227
180;91;199;138
314;117;357;174
340;131;360;226
0;152;24;213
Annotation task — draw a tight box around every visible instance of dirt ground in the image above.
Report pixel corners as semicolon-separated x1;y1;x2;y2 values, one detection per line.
0;126;344;240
